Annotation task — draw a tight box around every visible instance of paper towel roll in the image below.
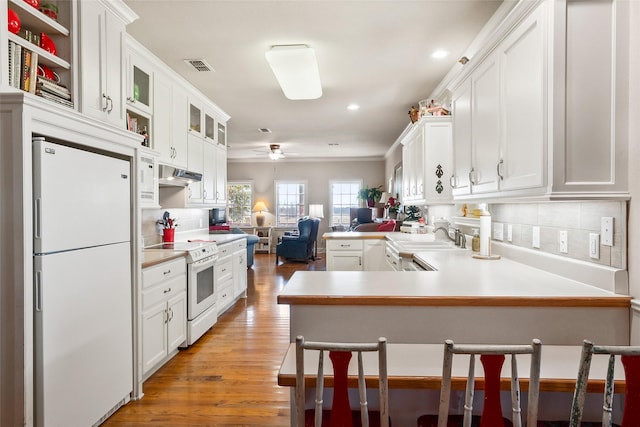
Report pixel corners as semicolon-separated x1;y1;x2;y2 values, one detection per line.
480;214;491;256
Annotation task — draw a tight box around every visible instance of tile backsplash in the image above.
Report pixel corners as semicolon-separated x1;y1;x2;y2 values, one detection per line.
488;201;626;269
142;208;209;247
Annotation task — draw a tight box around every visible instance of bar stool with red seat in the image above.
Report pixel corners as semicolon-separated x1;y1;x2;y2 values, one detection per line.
567;340;640;427
417;339;542;427
295;336;390;427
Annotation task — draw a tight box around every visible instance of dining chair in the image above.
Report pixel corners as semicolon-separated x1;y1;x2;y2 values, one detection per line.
295;335;390;427
568;340;640;427
417;339;542;427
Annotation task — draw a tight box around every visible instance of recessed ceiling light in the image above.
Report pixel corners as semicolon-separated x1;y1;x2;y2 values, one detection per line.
431;50;449;59
347;104;360;111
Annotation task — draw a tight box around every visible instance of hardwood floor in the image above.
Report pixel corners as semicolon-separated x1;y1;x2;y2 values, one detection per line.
103;253;325;426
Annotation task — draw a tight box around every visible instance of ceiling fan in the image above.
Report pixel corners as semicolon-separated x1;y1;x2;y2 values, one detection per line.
254;144;297;160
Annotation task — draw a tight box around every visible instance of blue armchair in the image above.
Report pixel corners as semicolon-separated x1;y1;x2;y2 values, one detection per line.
276;217;320;265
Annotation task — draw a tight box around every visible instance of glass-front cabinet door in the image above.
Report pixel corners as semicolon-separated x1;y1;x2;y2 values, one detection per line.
126;55;152;114
189;103;201;134
205;113;215;141
217;122;226;146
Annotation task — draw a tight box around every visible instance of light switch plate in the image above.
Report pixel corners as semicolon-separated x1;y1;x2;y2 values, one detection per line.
559;230;568;254
589;233;600;259
532;226;540;249
493;223;504;241
601;217;613;247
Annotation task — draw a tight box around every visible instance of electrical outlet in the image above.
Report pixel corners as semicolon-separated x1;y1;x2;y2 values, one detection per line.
507;224;513;242
559;230;568;254
532;226;540;249
589;233;600;259
493;223;504;241
601;217;613;247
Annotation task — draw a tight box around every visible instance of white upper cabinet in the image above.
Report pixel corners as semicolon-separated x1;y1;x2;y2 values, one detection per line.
498;5;545;192
78;0;137;127
447;0;628;201
451;79;472;197
470;52;501;195
153;70;188;168
401;117;452;205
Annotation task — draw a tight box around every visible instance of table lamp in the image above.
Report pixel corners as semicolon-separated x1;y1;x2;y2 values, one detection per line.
253;201;268;226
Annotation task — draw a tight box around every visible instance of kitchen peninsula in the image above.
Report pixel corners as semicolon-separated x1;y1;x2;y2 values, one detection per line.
277;244;631;424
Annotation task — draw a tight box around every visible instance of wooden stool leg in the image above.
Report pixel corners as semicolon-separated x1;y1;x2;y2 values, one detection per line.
621;355;640;427
479;355;506;427
329;351;354;427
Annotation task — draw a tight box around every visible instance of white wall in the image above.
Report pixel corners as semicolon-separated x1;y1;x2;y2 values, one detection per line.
227;159;386;250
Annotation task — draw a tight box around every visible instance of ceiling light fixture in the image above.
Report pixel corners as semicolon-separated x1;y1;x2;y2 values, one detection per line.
265;44;322;100
347;104;360;111
431;50;449;59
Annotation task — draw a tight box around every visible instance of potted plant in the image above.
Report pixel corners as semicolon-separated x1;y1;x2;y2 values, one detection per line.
357;185;383;208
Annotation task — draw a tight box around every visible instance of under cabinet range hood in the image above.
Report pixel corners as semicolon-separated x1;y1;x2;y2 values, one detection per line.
158;164;202;186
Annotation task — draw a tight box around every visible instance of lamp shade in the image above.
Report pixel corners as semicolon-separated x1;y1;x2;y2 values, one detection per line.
379;192;390;203
252;201;268;213
309;204;324;219
265;45;322;100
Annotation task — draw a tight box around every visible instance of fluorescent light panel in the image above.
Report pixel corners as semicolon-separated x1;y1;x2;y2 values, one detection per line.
265;45;322;100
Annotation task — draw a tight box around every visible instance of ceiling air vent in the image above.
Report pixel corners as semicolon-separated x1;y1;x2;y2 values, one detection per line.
184;59;214;72
258;128;272;133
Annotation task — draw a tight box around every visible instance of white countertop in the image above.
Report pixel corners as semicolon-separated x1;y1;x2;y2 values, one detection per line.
278;250;629;305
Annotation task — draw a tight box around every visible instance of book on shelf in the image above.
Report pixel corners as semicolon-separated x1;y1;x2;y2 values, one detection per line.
20;49;33;92
36;76;71;99
8;41;23;89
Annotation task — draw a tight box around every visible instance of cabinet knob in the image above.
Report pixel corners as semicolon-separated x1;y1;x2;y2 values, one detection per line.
127;97;135;103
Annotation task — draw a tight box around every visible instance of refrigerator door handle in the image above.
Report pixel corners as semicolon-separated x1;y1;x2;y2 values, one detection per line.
35;271;42;311
34;197;42;240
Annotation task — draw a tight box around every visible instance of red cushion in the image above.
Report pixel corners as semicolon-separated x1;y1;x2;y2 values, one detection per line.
377;220;396;231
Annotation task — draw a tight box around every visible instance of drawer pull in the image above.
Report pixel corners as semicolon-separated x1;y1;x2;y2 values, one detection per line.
340;244;351;248
163;269;171;275
164;287;172;294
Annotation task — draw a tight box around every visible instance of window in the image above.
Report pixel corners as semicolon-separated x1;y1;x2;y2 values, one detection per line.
227;181;253;225
330;180;362;226
275;181;306;226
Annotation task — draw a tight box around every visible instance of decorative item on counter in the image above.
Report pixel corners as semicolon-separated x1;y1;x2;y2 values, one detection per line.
8;8;21;34
404;205;422;222
157;211;178;243
39;2;58;21
408;106;419;123
39;32;57;55
384;196;401;219
23;0;40;9
418;217;427;234
472;229;480;252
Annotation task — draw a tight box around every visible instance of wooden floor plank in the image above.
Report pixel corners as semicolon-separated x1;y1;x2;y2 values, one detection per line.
103;253;324;426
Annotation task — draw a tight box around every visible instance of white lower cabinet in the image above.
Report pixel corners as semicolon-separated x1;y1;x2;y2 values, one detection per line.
216;238;247;314
233;240;248;298
142;258;187;377
326;239;364;271
363;240;388;271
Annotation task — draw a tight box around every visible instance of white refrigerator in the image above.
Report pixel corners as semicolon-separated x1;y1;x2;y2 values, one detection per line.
33;137;133;426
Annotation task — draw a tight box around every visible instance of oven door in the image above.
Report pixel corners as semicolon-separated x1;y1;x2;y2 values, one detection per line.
187;256;217;320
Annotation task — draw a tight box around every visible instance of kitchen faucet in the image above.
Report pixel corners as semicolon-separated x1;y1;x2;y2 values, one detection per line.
434;226;466;248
